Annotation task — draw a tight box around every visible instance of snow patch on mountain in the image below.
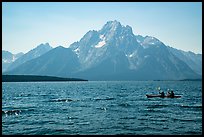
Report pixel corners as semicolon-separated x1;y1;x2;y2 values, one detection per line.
99;35;105;39
95;41;106;48
137;39;141;43
95;34;106;48
74;48;80;57
2;59;11;63
129;53;134;57
144;55;149;58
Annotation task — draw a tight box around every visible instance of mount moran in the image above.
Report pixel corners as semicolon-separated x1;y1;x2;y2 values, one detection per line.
3;20;202;80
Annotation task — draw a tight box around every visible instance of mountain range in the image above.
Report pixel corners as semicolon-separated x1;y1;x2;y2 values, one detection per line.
3;20;202;80
5;43;53;72
2;51;24;72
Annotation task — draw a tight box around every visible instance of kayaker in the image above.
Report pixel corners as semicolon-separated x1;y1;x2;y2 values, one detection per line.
167;90;175;98
170;91;175;98
159;91;165;98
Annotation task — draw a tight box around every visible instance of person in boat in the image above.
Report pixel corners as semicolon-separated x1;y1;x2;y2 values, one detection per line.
170;90;174;98
159;91;165;98
167;90;175;98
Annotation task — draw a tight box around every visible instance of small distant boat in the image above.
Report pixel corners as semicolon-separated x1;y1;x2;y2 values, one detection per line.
146;94;181;98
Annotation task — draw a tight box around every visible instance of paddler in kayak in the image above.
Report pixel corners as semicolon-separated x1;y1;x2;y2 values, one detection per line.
170;90;174;98
158;87;165;98
159;91;165;98
167;90;175;98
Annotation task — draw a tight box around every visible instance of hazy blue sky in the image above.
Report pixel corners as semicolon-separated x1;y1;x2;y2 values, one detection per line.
2;2;202;54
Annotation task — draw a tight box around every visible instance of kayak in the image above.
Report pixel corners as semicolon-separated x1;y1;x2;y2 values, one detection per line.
146;94;181;98
165;95;181;98
146;94;163;98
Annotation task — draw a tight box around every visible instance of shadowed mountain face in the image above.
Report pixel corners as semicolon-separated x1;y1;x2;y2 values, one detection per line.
167;46;202;75
6;43;52;72
4;20;202;80
5;46;80;77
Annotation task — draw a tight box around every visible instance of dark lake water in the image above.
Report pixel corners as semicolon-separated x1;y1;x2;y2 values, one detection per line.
2;81;202;135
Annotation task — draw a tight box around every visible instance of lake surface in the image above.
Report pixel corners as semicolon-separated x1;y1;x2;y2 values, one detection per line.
2;81;202;135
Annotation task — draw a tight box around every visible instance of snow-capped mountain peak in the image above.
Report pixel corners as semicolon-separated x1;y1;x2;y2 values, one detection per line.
99;20;122;35
104;20;122;29
5;20;201;80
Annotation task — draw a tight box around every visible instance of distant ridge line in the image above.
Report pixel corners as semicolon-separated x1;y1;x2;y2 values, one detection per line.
2;75;88;82
153;78;202;81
